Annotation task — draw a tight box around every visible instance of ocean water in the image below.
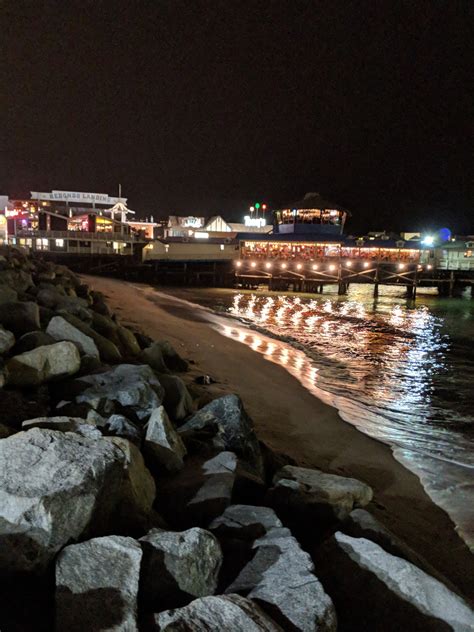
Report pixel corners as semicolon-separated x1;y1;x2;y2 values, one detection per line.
173;284;474;551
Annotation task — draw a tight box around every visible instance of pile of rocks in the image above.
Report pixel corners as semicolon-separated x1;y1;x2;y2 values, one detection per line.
0;246;472;631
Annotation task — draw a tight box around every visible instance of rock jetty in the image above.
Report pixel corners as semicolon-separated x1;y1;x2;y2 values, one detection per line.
0;245;472;631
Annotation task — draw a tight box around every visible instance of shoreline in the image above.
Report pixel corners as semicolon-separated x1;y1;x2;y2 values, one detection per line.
82;275;474;599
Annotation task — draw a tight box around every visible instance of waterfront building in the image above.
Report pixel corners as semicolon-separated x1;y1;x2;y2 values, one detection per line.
273;192;350;236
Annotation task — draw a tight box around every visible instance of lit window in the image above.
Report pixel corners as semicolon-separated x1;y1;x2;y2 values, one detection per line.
55;239;64;247
220;244;224;251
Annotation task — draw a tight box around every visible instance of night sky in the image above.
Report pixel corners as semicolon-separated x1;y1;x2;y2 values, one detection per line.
2;2;473;233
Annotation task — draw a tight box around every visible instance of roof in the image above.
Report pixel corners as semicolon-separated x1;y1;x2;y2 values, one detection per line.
277;192;352;216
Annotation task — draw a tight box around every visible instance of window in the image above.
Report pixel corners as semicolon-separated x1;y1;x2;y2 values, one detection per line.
220;244;225;251
55;239;64;247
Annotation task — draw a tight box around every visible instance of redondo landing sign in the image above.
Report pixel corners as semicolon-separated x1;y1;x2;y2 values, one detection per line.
30;191;127;205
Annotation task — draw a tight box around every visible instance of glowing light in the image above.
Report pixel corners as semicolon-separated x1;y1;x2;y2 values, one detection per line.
255;203;260;210
427;264;432;270
249;206;255;212
296;263;303;270
236;261;242;267
398;263;405;270
421;235;434;246
262;204;267;210
329;264;336;271
265;262;272;269
346;261;352;267
251;261;257;268
363;262;369;268
312;264;318;270
281;262;287;269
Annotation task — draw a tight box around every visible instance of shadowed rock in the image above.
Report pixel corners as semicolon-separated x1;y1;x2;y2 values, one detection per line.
227;527;337;631
210;505;283;541
152;594;282;631
56;535;142;632
0;301;40;336
21;415;101;439
139;527;222;610
159;374;194;421
144;405;187;472
314;532;474;631
6;341;81;386
0;325;15;354
47;315;100;358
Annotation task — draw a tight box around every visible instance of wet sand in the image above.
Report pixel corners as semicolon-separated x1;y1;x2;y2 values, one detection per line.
83;276;474;599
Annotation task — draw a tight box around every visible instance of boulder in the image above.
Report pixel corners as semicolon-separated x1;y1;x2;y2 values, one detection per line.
108;437;156;533
227;527;337;632
12;330;56;355
0;301;40;336
37;287;88;314
0;428;125;574
21;415;101;439
0;285;17;304
0;325;15;355
0;268;33;292
144;405;187;472
0;386;50;429
56;535;142;632
266;465;373;534
75;364;164;421
179;394;263;474
46;315;100;358
152;594;283;631
90;311;119;341
6;341;81;386
159;374;194;421
141;341;171;374
103;414;142;446
157;339;188;371
56;312;122;363
155;451;237;529
210;505;283;541
314;532;474;631
117;325;141;357
139;527;222;610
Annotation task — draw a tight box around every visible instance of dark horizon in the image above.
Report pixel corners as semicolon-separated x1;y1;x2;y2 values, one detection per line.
2;2;473;234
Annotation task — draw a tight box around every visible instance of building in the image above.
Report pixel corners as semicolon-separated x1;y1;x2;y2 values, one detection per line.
273;192;350;235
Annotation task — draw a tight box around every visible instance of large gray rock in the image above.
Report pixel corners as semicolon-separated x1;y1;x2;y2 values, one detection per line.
0;325;15;354
117;325;141;357
46;315;99;358
104;414;142;446
0;428;125;574
108;437;156;532
0;268;33;293
21;415;102;439
152;594;282;631
227;527;337;631
56;311;122;363
0;285;17;304
159;373;194;421
179;394;263;473
141;341;171;374
144;405;187;472
6;341;81;386
75;364;164;421
12;330;56;355
188;451;237;521
37;287;88;314
267;465;373;529
56;535;142;632
210;505;282;541
140;527;222;610
0;301;40;336
314;532;474;631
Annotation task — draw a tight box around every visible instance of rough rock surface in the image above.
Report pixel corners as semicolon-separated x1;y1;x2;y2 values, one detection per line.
152;594;282;631
117;325;141;356
75;364;164;420
56;535;142;632
315;532;474;632
210;504;282;541
0;325;15;354
12;330;56;355
144;405;187;472
140;527;222;610
21;415;102;438
140;341;171;374
6;341;81;386
108;437;156;532
58;312;122;363
0;285;17;304
267;465;373;528
187;451;237;522
227;527;337;631
179;394;263;473
47;315;100;358
159;373;194;421
0;301;40;336
157;339;188;371
104;414;142;446
0;428;125;573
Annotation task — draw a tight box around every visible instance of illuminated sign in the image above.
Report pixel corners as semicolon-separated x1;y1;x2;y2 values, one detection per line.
31;191;127;205
195;232;209;239
244;216;267;228
182;217;204;228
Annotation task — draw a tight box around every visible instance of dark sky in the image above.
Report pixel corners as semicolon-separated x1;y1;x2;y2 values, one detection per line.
2;1;473;233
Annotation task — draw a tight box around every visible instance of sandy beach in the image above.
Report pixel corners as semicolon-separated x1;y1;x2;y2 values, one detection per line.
82;275;474;599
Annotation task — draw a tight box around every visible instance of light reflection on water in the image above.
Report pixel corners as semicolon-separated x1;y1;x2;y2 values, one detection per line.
221;286;474;548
